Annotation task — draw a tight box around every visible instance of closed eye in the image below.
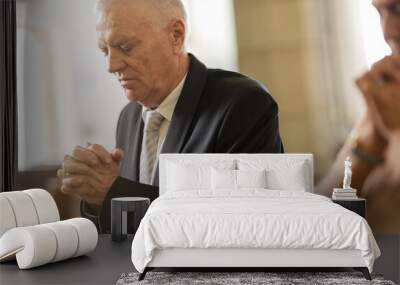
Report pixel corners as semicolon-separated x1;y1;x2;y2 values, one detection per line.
119;45;132;54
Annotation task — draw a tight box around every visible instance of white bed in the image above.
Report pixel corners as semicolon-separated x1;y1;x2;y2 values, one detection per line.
131;154;380;280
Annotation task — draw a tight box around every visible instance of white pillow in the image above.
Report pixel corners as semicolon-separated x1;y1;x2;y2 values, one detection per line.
167;162;211;191
166;160;235;192
211;168;236;190
211;169;267;190
238;159;309;191
237;169;267;189
267;169;307;191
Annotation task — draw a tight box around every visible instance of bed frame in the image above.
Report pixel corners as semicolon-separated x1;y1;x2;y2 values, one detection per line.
138;154;372;281
139;248;371;280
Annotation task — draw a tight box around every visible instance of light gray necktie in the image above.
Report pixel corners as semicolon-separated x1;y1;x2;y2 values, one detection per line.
139;110;164;184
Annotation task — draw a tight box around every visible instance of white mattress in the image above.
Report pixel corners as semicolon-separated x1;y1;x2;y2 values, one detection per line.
131;190;380;273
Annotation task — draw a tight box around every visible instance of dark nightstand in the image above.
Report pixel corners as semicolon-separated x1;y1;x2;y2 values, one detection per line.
111;197;150;242
332;198;366;218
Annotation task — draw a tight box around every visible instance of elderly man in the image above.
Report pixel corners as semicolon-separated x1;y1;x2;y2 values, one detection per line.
57;0;283;232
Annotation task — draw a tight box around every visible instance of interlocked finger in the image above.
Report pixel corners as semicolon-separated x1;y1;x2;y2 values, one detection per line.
87;144;112;164
62;155;90;175
62;176;85;188
57;169;69;179
72;146;100;167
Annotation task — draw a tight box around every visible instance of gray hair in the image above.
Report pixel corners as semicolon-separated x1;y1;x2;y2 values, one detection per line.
96;0;189;49
96;0;188;27
149;0;188;27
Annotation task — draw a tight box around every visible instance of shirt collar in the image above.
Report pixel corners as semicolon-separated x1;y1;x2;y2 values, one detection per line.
142;73;187;122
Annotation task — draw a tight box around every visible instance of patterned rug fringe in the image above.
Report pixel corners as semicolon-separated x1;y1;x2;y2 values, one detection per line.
117;271;395;285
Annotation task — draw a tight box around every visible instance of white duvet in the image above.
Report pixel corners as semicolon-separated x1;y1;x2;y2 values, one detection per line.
131;190;380;273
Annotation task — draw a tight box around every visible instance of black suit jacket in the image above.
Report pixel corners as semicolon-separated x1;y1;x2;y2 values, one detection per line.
94;54;284;233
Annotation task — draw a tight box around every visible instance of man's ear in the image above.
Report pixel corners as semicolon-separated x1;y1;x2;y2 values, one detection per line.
168;19;186;54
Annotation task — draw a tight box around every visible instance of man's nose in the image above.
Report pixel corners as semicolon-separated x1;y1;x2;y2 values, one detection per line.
106;51;125;74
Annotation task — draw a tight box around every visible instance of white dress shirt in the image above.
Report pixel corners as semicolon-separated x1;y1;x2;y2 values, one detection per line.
141;74;187;156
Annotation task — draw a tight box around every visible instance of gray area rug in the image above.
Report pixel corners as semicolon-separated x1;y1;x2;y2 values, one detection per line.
117;272;396;285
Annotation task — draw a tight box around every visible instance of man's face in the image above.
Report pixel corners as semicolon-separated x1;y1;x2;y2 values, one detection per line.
373;0;400;54
96;2;177;107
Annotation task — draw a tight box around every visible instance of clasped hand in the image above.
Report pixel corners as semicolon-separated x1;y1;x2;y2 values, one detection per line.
356;55;400;138
57;144;123;208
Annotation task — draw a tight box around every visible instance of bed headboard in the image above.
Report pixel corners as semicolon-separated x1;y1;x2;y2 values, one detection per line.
159;154;314;195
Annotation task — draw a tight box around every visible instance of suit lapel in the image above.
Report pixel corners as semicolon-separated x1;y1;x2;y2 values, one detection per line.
161;54;208;154
153;54;208;186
